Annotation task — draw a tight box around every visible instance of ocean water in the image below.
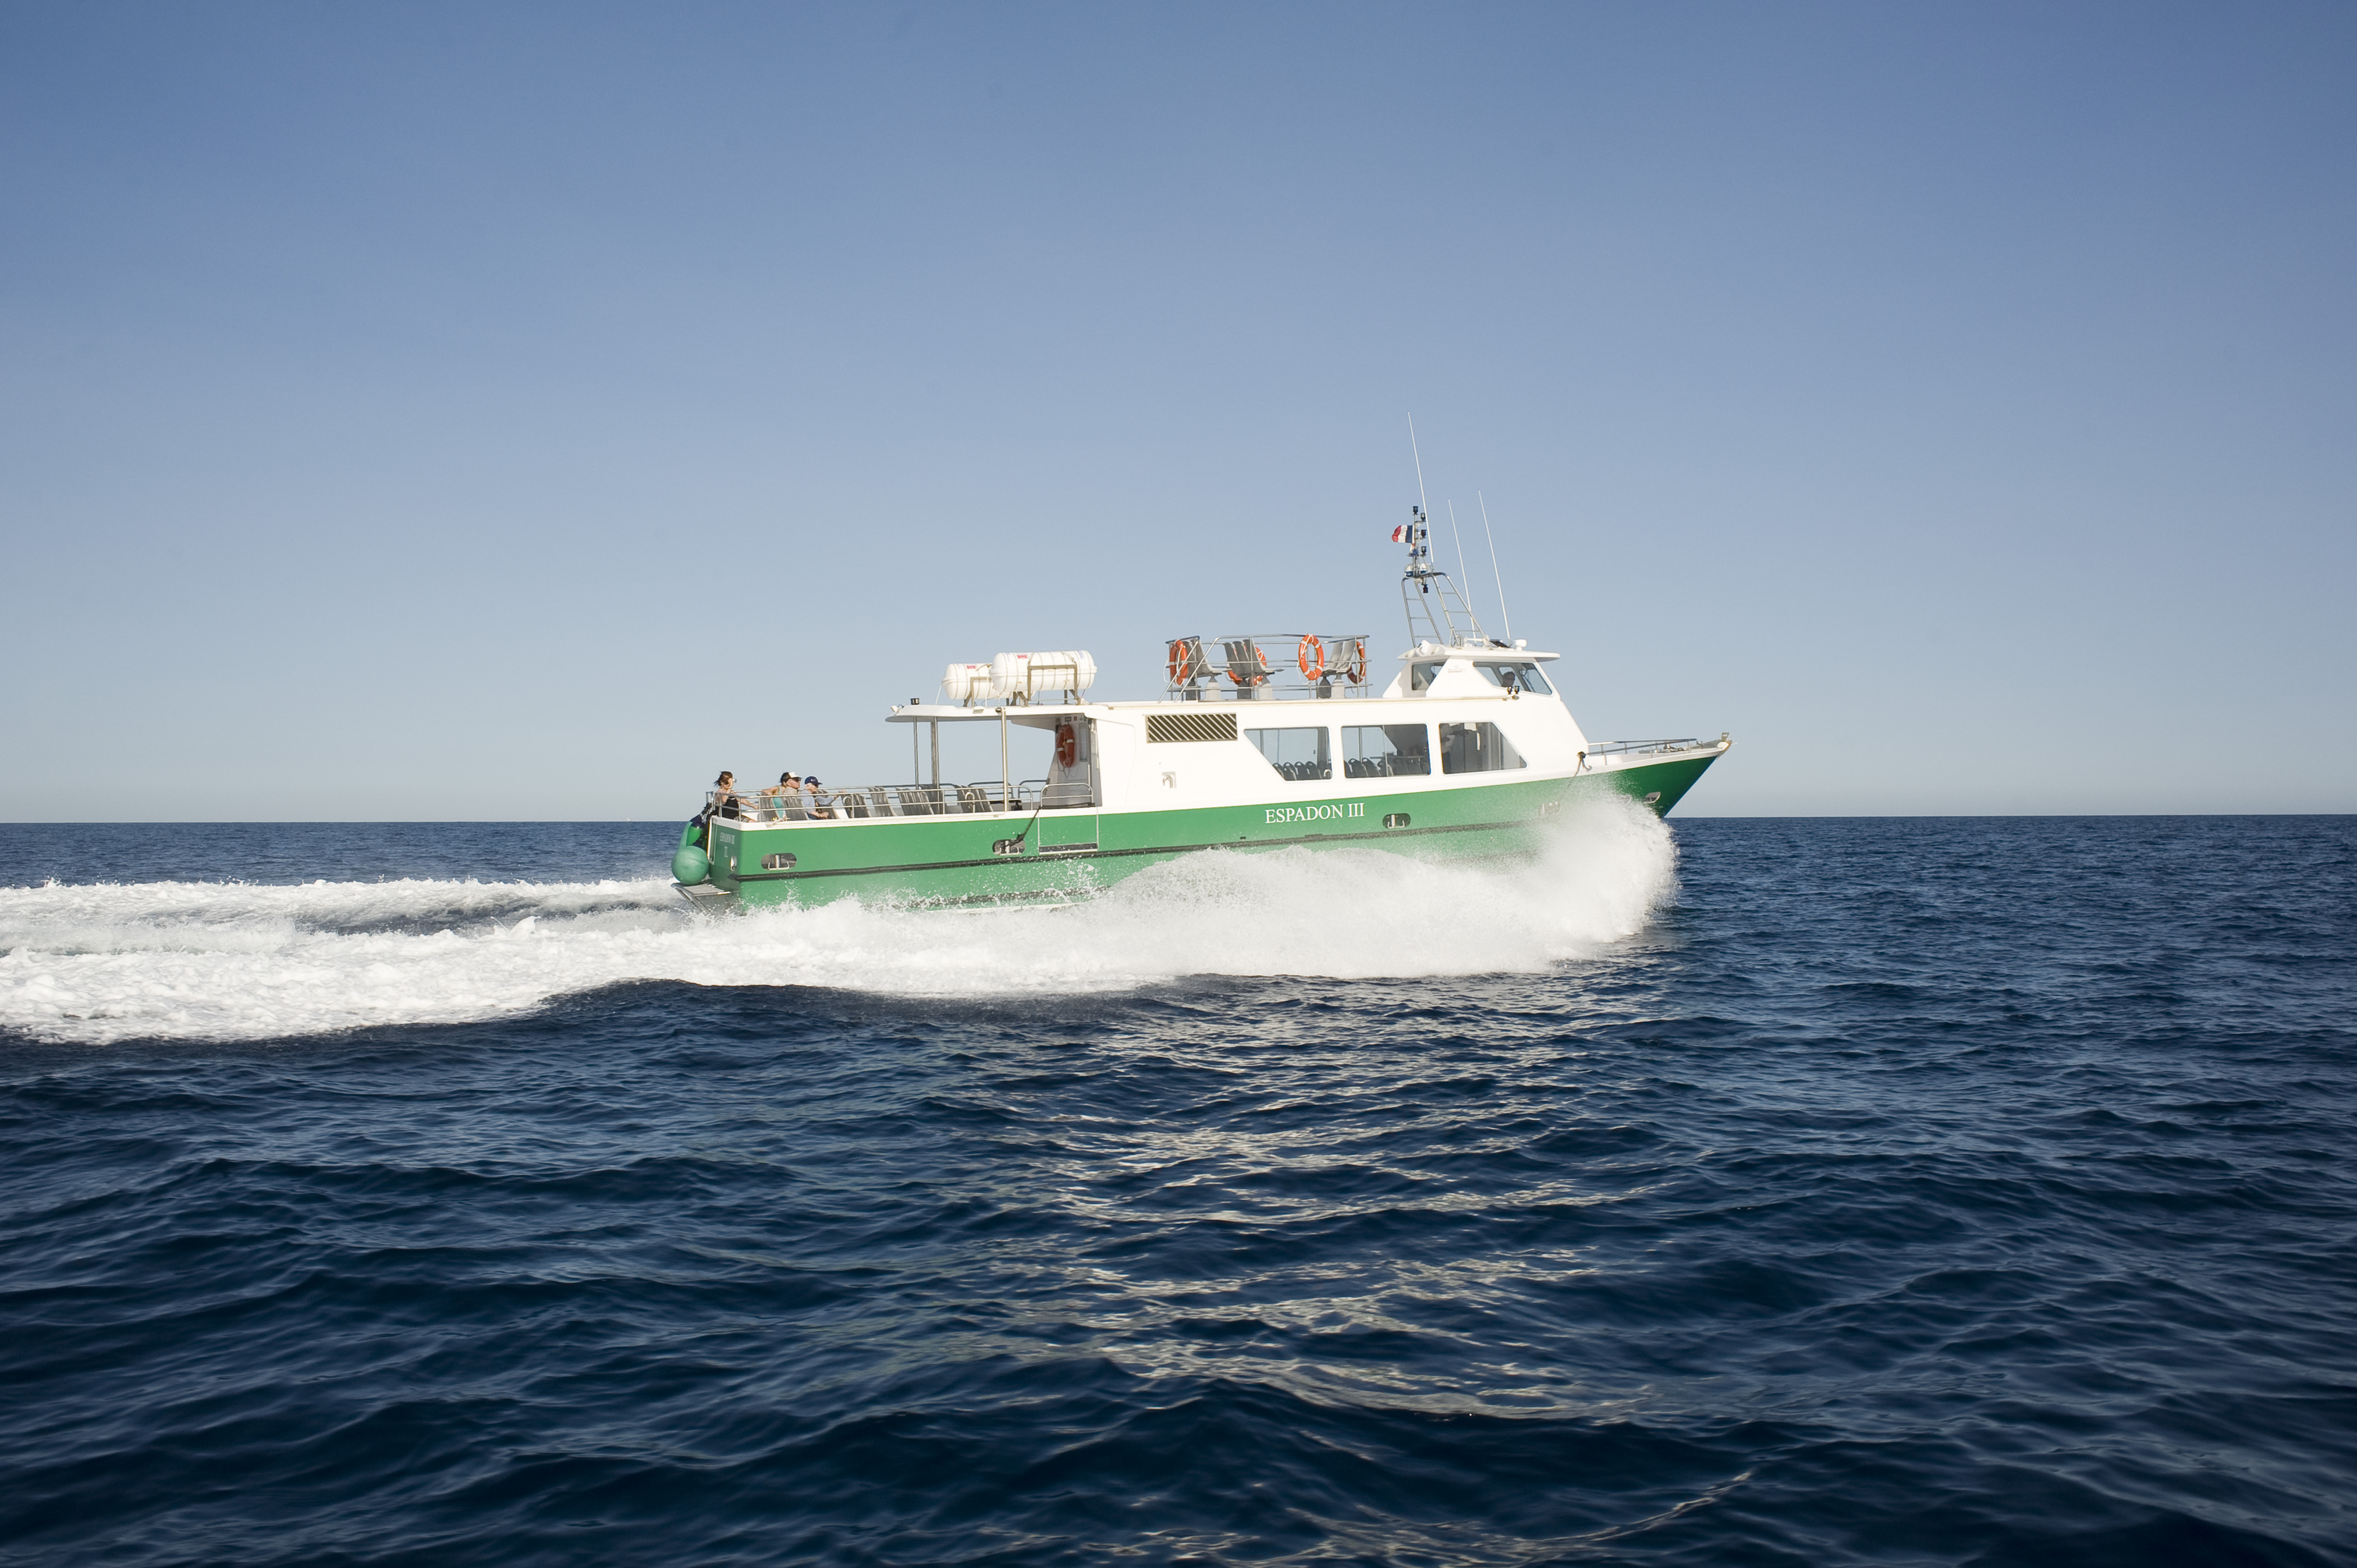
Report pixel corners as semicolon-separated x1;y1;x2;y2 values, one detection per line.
0;810;2351;1566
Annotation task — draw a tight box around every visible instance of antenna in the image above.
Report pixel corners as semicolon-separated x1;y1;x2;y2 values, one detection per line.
1394;418;1489;650
1479;490;1512;645
1407;414;1429;517
1447;500;1474;623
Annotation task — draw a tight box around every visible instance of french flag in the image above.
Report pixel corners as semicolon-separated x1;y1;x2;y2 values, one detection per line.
1390;524;1407;543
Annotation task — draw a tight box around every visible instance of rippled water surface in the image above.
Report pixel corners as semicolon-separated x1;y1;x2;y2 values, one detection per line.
2;814;2352;1566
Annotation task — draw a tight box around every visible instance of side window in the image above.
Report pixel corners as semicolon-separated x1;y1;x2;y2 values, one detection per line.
1439;721;1527;774
1245;726;1331;781
1408;662;1444;692
1343;725;1431;778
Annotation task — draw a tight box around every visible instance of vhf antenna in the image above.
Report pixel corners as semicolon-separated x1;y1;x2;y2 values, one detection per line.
1479;490;1513;645
1447;500;1473;622
1408;413;1430;518
1398;416;1486;649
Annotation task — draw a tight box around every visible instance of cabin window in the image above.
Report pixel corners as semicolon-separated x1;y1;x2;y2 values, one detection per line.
1245;726;1331;781
1343;725;1431;778
1476;662;1554;696
1408;662;1446;692
1439;721;1527;774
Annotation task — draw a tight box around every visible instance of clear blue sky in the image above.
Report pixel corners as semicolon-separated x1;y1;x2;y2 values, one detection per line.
5;2;2351;819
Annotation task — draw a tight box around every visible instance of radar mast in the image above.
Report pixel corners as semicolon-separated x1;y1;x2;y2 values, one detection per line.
1397;504;1491;650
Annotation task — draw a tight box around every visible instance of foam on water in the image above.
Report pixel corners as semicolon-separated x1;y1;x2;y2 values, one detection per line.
0;799;1675;1045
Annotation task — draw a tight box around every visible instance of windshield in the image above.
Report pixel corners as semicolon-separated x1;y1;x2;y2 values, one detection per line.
1475;662;1553;696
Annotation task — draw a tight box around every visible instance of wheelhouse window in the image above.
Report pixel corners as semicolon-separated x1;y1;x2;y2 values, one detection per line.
1343;725;1431;778
1475;662;1554;696
1245;726;1332;781
1439;721;1527;774
1408;662;1446;692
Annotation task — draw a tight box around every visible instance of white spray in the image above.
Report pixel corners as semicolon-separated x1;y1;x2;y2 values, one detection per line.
0;798;1678;1046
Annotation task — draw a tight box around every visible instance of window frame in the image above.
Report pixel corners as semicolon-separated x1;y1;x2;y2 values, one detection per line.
1243;725;1333;782
1438;720;1528;775
1474;662;1554;696
1341;723;1433;779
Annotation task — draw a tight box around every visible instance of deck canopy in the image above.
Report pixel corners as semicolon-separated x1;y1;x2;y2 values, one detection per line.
889;703;1088;727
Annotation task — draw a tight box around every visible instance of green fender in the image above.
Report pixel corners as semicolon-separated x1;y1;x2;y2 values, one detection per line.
671;819;709;886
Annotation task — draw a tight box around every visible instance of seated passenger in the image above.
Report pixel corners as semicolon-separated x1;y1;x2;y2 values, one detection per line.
710;771;743;822
803;776;838;820
762;772;801;819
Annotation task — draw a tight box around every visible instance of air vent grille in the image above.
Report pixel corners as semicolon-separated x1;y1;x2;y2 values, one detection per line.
1146;712;1238;744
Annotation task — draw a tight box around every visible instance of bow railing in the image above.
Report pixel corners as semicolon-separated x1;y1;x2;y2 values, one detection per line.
1581;737;1726;762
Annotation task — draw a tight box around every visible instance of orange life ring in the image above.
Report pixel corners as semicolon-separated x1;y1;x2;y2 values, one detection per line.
1166;639;1190;684
1227;644;1269;686
1343;638;1368;684
1055;721;1078;769
1297;634;1326;682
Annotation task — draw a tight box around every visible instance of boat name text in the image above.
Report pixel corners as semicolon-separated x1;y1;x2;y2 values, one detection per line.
1265;802;1366;824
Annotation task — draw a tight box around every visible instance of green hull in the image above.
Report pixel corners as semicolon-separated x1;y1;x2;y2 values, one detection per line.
696;751;1719;910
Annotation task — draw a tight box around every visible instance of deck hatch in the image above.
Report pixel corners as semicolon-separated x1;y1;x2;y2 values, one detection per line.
1146;712;1238;744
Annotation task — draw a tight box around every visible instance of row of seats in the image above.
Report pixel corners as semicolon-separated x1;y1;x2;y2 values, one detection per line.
1342;756;1432;778
757;784;1099;821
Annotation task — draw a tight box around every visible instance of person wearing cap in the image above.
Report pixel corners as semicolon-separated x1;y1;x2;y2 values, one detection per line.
803;775;837;820
761;771;801;820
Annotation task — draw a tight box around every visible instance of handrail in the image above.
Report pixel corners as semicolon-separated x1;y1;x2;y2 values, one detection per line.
1585;737;1698;755
1582;737;1719;758
1166;632;1375;697
705;778;1095;823
1167;684;1379;702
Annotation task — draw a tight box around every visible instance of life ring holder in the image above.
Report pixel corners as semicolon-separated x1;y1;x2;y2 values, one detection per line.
1297;635;1326;682
1055;720;1078;769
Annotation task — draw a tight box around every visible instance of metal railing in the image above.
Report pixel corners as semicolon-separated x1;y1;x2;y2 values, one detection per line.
709;778;1095;823
1165;632;1378;701
1582;737;1723;760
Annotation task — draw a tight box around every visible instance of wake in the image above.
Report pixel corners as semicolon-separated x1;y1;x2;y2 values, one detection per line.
0;799;1677;1045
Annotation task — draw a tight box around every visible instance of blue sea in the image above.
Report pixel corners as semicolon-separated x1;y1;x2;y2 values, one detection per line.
1;812;2351;1566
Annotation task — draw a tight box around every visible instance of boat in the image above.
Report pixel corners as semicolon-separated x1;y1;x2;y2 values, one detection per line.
670;504;1731;909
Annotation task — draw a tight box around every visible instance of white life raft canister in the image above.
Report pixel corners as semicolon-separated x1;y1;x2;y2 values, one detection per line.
940;663;995;702
989;650;1096;702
